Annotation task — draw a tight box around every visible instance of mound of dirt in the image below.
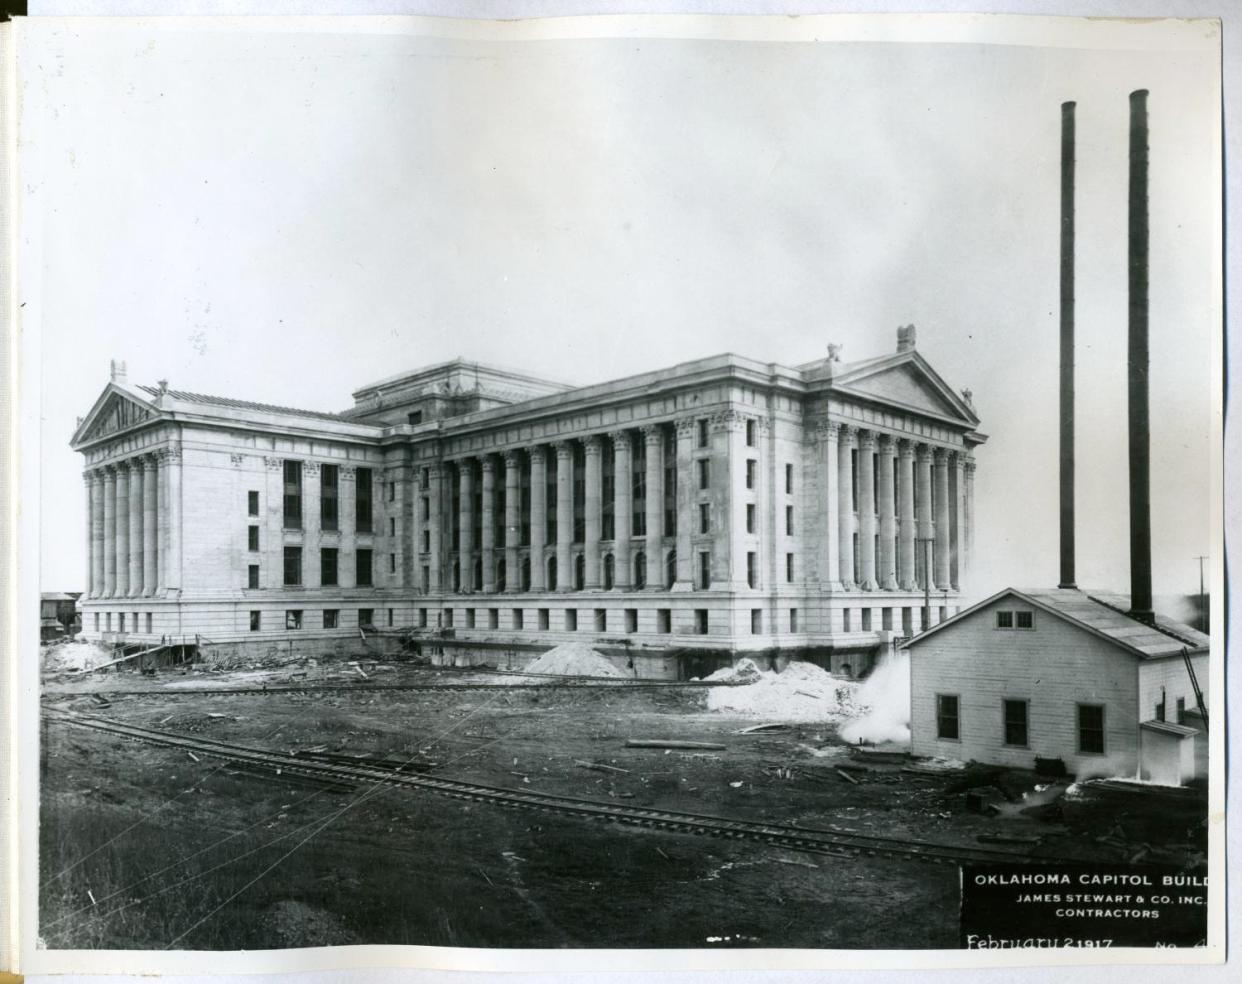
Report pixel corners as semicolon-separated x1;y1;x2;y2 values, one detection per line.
705;660;863;723
700;657;763;684
41;639;111;674
521;642;626;678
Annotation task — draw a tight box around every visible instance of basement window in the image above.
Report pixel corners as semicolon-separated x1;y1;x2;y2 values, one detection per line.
419;608;428;628
359;608;374;627
514;609;525;630
488;608;499;630
565;609;577;631
657;609;671;634
285;610;303;630
694;609;708;635
538;608;549;631
595;608;607;631
249;611;261;632
751;609;762;634
625;609;637;633
323;609;339;629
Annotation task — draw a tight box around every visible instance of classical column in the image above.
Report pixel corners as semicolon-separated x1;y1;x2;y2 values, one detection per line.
554;441;574;592
480;456;496;593
964;455;976;579
950;451;965;591
427;463;443;592
163;444;184;592
85;473;99;598
933;447;951;590
611;432;632;589
897;440;916;590
127;457;144;596
837;425;856;588
529;447;547;591
643;425;664;590
877;434;898;590
583;436;603;589
674;418;695;588
157;456;169;594
819;422;841;590
115;462;131;598
503;451;521;592
857;430;877;590
142;454;157;596
915;444;933;588
90;470;106;598
103;466;117;597
458;459;475;594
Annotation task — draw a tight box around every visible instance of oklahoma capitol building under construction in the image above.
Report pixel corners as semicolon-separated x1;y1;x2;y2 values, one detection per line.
71;325;984;679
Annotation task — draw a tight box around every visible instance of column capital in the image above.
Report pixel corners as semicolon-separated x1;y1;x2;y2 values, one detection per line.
552;440;574;460
932;446;949;463
608;429;632;449
898;437;916;458
964;456;977;474
263;455;283;470
480;454;497;474
427;461;445;480
129;455;146;473
528;445;547;465
857;429;877;451
820;419;842;440
640;424;664;444
674;416;697;438
915;442;933;463
582;434;603;456
877;433;896;453
838;423;857;445
709;409;743;433
85;469;102;486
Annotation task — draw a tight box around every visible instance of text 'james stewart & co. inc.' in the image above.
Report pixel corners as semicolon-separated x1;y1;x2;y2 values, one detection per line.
959;865;1207;949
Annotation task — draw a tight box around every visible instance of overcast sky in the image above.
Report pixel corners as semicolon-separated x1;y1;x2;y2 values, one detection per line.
21;17;1220;600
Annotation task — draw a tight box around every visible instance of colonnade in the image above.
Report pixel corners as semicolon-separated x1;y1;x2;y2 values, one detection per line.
83;448;181;598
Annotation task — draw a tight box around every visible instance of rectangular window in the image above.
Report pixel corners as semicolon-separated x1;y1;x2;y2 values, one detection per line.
356;467;373;533
843;607;852;632
697;459;710;490
513;608;524;630
248;564;260;590
145;612;153;633
751;608;762;634
283;460;302;528
419;608;428;628
594;608;606;631
785;552;794;583
356;548;373;587
421;565;430;591
746;503;756;534
747;551;757;589
699;502;710;534
936;694;960;740
861;608;872;631
388;480;396;502
996;610;1014;629
1016;610;1035;629
422;530;430;553
408;410;423;425
466;608;476;629
444;608;455;628
694;609;708;635
746;459;757;489
785;463;793;494
566;609;577;631
390;517;396;537
94;613;100;631
384;609;391;628
283;546;302;587
697;418;709;448
323;609;339;629
1003;699;1029;747
538;608;550;631
421;497;430;522
746;419;756;446
285;610;303;630
881;607;893;631
657;609;671;633
389;553;396;574
248;490;260;516
320;548;338;587
790;608;798;632
249;610;261;631
489;608;499;629
699;551;711;589
785;505;794;536
321;464;339;531
1078;704;1105;754
248;525;260;551
625;608;637;633
359;608;374;627
105;612;111;632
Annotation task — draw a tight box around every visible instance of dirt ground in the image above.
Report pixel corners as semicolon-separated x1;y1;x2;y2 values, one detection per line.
38;655;1208;950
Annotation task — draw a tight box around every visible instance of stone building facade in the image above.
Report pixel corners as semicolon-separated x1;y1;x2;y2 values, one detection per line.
72;328;985;677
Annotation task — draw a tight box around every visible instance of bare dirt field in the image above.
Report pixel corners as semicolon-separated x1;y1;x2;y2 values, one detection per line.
38;655;1208;950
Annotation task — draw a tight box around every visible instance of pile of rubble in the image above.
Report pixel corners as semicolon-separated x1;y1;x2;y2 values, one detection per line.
705;659;864;723
519;643;627;679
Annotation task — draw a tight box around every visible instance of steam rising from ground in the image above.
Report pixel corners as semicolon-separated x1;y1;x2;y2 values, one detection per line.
839;650;911;745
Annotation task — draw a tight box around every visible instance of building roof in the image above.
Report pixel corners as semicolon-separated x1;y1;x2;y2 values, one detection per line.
905;586;1209;660
1139;719;1199;738
134;385;349;423
40;592;78;602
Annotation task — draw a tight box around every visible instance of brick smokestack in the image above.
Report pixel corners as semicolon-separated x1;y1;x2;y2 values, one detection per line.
1127;89;1154;623
1059;101;1077;589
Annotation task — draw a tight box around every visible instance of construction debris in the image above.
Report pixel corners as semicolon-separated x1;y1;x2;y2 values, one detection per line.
835;768;860;785
574;760;631;775
625;739;727;751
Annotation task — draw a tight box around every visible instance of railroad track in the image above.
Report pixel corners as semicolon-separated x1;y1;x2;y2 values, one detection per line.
43;677;731;700
46;708;1048;868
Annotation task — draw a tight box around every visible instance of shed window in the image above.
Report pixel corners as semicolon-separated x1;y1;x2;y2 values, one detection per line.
1003;699;1029;747
996;610;1014;629
1016;610;1034;629
1078;704;1105;754
936;694;960;741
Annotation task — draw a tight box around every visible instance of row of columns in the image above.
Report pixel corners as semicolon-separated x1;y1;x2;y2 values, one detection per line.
828;423;973;592
84;448;181;599
427;425;670;595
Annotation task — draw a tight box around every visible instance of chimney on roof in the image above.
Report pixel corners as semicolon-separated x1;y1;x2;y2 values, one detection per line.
1059;100;1077;589
1126;89;1154;624
110;359;127;383
896;324;917;353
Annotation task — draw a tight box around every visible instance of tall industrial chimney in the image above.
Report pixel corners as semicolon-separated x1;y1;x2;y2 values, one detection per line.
1059;101;1077;589
1127;89;1154;623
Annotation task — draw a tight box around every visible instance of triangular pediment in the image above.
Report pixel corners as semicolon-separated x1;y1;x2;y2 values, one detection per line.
72;386;160;446
833;353;979;425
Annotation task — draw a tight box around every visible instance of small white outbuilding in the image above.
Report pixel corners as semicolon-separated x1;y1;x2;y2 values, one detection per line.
906;587;1208;784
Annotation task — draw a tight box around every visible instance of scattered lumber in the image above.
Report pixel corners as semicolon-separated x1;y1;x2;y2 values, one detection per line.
976;833;1041;846
625;739;726;751
835;768;860;785
737;723;791;734
574;760;631;775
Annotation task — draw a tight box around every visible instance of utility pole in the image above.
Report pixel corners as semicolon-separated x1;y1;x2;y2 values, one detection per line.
1194;555;1208;631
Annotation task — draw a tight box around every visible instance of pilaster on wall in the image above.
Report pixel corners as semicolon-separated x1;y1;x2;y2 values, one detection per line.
672;418;695;590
